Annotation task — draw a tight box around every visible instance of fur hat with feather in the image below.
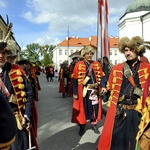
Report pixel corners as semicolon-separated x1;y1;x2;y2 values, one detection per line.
0;22;17;54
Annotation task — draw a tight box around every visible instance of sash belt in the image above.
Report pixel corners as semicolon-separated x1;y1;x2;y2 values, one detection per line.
119;104;137;110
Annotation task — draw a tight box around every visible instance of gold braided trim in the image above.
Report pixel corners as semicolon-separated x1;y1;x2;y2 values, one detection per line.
13;84;25;90
138;68;148;73
10;76;23;82
111;100;117;106
9;69;22;76
113;89;120;93
93;63;99;67
18;104;24;109
15;91;26;97
78;64;86;71
112;83;121;89
113;70;123;76
113;77;122;84
71;74;74;78
0;136;15;149
139;74;149;80
17;97;27;102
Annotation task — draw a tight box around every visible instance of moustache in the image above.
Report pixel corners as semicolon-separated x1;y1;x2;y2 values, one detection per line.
126;54;130;57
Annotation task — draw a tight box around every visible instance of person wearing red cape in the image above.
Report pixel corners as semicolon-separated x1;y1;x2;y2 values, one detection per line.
71;45;106;136
97;36;150;150
16;60;39;150
58;61;69;98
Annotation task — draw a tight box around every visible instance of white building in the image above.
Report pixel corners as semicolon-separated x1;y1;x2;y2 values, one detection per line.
52;36;119;70
118;0;150;61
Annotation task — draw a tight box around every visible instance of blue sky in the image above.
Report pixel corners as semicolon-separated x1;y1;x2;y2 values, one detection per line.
0;0;134;48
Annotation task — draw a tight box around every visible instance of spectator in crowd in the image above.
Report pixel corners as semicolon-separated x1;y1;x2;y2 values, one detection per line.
102;56;114;82
54;69;58;81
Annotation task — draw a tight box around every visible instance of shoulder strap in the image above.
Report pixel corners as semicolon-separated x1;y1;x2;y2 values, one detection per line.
124;62;136;87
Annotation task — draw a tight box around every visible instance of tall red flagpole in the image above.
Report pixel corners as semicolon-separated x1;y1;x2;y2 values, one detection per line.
97;0;110;60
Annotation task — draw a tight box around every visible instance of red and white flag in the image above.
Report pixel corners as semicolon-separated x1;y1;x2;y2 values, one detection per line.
97;0;110;59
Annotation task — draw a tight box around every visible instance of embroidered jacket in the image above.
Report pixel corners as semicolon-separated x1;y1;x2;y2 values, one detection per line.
71;60;105;124
98;62;150;150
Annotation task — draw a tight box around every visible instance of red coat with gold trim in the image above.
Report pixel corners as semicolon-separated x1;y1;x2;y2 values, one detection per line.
97;62;150;150
67;63;75;97
71;60;105;124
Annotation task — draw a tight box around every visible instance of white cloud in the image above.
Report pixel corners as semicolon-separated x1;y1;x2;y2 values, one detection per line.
17;0;135;46
34;36;60;45
0;1;6;7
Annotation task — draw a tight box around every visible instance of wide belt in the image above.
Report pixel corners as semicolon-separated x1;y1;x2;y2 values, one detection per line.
119;104;137;110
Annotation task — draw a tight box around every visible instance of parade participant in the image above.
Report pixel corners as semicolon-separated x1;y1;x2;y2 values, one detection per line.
6;49;17;64
102;56;114;82
67;57;79;97
135;74;150;150
49;66;54;82
0;38;34;150
45;65;50;82
54;69;58;81
71;45;107;136
26;61;41;101
58;61;69;98
97;36;150;150
16;59;39;150
97;58;103;67
140;55;149;63
0;90;17;150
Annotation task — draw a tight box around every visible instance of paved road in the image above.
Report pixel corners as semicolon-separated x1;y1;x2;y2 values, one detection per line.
36;74;105;150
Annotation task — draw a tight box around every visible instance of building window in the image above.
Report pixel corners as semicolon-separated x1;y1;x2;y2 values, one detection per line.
59;49;62;55
71;50;74;54
114;50;117;55
65;49;68;55
110;50;112;55
115;60;117;65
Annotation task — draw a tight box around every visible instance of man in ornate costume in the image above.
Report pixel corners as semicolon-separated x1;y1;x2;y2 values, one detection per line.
97;36;150;150
26;62;41;102
16;59;39;150
67;57;79;97
0;88;17;149
0;38;35;150
71;45;106;136
58;61;69;98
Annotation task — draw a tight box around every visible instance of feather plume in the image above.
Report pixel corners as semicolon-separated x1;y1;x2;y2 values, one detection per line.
144;41;150;50
4;22;13;42
144;45;150;50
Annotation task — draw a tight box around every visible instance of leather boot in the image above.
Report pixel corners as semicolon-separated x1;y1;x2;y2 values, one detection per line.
79;125;85;136
92;125;100;134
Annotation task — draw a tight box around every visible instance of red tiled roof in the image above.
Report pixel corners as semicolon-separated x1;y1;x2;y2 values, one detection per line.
57;36;119;48
109;36;119;48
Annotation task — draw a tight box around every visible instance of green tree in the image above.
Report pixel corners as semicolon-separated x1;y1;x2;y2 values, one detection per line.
39;44;56;65
20;43;56;65
20;43;40;62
